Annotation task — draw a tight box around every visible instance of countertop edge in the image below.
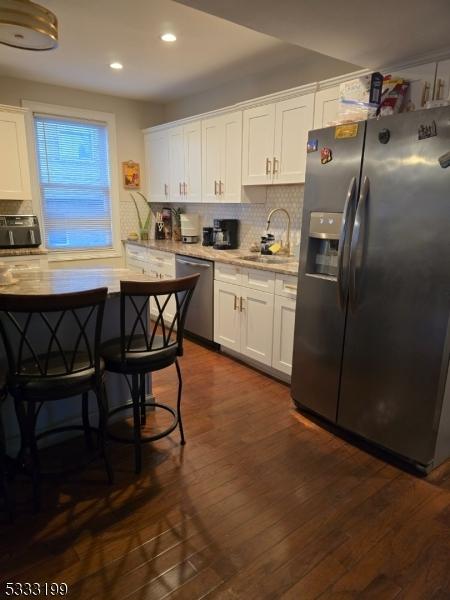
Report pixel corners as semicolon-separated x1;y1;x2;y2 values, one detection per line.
123;239;299;277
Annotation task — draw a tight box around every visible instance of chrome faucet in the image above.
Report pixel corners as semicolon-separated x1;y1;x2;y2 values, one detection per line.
266;208;291;255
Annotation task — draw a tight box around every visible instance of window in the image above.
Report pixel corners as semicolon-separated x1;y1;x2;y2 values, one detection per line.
34;114;114;252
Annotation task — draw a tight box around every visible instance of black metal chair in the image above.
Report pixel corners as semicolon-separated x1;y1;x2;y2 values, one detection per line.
0;288;112;512
0;378;13;521
101;274;199;474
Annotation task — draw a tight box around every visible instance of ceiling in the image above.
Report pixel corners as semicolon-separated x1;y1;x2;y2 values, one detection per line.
0;0;355;102
176;0;450;69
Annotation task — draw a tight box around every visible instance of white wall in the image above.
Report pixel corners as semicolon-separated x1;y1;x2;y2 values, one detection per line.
163;54;356;121
0;76;164;267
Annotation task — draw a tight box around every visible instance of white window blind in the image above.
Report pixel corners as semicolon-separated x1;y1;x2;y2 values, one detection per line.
34;114;114;251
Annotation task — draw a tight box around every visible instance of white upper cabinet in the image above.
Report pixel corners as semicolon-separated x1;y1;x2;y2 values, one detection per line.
183;120;202;203
273;95;314;184
167;121;201;203
145;129;169;203
202;111;242;203
0;107;32;201
390;63;437;111
242;94;314;185
168;125;185;203
221;111;242;202
242;103;275;185
314;85;340;129
202;114;222;203
435;59;450;103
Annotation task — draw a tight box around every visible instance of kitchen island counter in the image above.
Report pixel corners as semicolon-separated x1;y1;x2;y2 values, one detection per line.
0;267;157;295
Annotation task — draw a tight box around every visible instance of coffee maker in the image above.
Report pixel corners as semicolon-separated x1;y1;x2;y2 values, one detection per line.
213;219;239;250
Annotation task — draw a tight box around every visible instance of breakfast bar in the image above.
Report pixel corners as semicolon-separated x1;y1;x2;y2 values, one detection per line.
0;267;157;453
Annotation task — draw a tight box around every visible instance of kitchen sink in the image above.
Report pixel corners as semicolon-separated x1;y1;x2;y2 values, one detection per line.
240;255;296;264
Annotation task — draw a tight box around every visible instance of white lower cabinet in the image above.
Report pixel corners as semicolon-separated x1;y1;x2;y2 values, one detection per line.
240;287;274;366
125;244;176;323
214;280;241;351
272;295;296;375
214;265;298;376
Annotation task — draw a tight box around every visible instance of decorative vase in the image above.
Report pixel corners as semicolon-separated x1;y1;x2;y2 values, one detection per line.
172;222;182;242
140;229;149;241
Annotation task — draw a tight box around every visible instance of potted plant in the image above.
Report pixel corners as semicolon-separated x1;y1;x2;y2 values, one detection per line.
130;191;151;241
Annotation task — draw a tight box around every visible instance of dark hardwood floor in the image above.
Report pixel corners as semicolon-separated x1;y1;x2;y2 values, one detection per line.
1;339;449;599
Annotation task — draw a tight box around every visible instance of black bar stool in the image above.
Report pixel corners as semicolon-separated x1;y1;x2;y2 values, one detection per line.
101;274;199;473
0;377;13;521
0;288;112;512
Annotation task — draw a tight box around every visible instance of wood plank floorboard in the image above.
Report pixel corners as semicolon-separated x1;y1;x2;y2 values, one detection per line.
1;338;449;599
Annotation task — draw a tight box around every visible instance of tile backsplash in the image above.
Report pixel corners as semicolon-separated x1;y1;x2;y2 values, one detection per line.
146;185;305;256
4;185;304;255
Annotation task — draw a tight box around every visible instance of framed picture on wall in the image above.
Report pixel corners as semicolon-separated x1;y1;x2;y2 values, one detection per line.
122;160;140;189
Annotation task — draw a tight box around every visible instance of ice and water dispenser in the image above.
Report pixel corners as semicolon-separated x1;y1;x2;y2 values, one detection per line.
306;212;342;278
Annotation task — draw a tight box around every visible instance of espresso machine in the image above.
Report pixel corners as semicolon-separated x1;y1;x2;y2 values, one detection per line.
213;219;239;250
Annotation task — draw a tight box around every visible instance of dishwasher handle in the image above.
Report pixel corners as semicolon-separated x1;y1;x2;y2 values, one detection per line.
176;258;211;269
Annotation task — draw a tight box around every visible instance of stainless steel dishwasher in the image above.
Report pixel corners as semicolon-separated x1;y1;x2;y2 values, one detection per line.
175;255;214;341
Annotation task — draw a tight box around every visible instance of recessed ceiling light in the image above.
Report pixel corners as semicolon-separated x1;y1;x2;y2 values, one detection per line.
161;33;176;43
110;62;123;70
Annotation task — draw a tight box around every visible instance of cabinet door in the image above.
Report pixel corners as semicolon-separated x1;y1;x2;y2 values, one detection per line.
145;130;169;203
314;86;340;129
272;295;296;375
242;103;275;185
0;110;32;201
214;280;241;351
273;94;314;184
202;115;222;203
390;63;437;111
168;125;185;202
183;120;202;203
221;111;242;203
435;59;450;103
240;287;274;366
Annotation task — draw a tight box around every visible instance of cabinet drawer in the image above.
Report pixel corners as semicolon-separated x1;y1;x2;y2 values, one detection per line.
149;249;175;276
126;244;148;262
215;262;241;284
241;268;275;294
275;274;298;298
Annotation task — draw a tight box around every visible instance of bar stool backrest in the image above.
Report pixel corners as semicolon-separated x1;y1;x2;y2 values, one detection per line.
0;288;107;378
120;274;199;359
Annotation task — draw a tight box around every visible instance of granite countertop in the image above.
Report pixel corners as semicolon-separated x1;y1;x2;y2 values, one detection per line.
124;239;299;277
0;247;48;257
0;268;156;296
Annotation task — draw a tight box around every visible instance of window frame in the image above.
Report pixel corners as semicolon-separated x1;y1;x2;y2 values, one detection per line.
22;100;122;262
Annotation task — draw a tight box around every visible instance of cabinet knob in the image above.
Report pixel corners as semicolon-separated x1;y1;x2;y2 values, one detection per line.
234;295;238;311
219;180;224;195
265;158;272;175
164;183;168;196
214;180;218;195
273;157;278;175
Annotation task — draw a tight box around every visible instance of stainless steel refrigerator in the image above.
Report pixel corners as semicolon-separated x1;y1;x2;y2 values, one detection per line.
291;106;450;472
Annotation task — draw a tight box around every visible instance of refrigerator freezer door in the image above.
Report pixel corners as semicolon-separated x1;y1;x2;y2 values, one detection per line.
291;124;366;421
338;107;450;466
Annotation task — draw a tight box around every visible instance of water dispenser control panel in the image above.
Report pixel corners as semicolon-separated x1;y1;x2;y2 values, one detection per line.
307;212;342;278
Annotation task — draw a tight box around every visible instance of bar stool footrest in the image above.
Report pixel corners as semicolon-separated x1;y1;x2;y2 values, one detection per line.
108;402;178;444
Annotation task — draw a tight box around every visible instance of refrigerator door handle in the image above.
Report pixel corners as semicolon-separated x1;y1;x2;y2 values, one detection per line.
349;176;370;312
337;176;356;310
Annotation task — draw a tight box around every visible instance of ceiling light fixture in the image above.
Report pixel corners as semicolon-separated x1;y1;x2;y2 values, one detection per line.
161;32;176;43
110;62;123;70
0;0;58;50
